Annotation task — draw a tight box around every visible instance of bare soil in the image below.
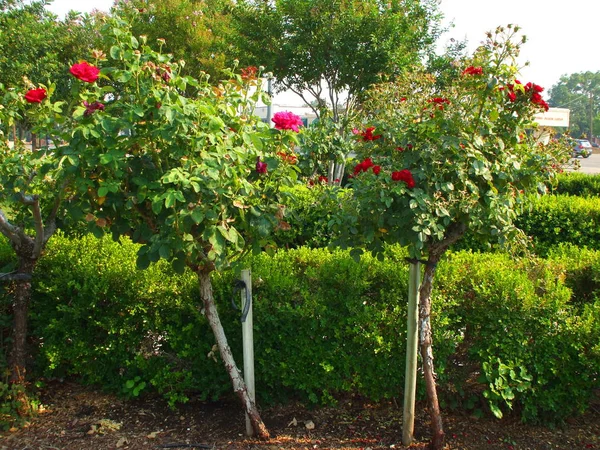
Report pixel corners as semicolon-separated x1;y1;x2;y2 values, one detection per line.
1;381;599;450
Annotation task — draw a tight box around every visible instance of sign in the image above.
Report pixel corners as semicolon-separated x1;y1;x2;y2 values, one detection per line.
534;107;570;127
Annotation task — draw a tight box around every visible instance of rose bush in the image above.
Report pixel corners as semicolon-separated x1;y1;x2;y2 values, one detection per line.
1;13;301;438
333;25;571;449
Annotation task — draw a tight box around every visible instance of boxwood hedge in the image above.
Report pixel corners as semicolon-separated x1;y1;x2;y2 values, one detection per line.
1;233;598;424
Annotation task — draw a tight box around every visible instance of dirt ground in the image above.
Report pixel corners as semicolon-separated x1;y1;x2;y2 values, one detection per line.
1;381;599;450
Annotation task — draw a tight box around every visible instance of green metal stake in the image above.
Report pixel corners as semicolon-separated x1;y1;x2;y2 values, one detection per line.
402;261;421;445
241;269;256;437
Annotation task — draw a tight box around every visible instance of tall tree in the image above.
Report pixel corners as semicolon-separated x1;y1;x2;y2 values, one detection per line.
548;71;600;139
233;0;442;121
233;0;441;184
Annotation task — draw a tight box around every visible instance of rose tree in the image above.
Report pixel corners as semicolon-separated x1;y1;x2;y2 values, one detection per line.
335;26;571;449
0;83;66;383
2;15;302;438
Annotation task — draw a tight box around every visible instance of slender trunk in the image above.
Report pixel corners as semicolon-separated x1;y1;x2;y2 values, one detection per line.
418;258;444;450
9;259;35;384
418;222;466;450
196;269;270;439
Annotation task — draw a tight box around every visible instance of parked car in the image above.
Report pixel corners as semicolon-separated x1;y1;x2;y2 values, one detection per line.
573;139;592;158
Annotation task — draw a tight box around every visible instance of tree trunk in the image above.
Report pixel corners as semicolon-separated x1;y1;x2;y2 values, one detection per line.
418;258;444;450
418;222;467;450
9;260;35;384
196;269;270;439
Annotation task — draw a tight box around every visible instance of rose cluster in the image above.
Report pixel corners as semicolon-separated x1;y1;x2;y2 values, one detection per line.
25;61;101;104
353;158;415;189
353;126;382;142
504;80;549;111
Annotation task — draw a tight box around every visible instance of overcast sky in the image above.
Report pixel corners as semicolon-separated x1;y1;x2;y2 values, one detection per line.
46;0;600;100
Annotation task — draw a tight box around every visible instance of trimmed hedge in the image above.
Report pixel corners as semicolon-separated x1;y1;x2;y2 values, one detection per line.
515;194;600;257
1;233;599;424
554;172;600;197
280;183;600;256
28;233;231;406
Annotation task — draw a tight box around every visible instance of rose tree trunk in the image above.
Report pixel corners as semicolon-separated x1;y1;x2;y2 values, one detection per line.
8;259;35;384
196;269;270;439
417;222;466;450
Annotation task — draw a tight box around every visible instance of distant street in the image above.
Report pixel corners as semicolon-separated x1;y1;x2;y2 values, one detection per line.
571;153;600;174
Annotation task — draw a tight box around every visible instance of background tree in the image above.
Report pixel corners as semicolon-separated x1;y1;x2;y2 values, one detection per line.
113;0;236;82
334;25;571;449
0;1;106;144
548;71;600;139
233;0;442;183
233;0;442;121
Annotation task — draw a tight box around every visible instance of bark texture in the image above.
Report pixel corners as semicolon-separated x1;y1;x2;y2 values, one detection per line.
197;269;270;439
9;260;34;383
418;222;466;450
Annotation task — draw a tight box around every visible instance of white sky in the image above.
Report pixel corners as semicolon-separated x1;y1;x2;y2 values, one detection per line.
46;0;600;103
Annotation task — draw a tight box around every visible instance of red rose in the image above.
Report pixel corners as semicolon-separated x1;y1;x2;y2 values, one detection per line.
462;66;483;76
360;126;382;141
70;61;100;83
372;165;381;175
24;88;47;103
391;169;415;188
241;66;258;80
83;100;105;116
353;157;375;175
507;91;517;102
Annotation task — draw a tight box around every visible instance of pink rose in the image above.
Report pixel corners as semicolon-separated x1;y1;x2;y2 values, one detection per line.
256;157;268;174
272;111;303;132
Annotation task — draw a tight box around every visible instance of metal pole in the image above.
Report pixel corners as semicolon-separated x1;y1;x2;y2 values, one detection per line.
241;269;255;436
402;262;421;445
266;78;273;126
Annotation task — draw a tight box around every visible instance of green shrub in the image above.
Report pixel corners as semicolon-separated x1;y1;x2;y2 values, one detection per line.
276;184;350;249
546;243;600;307
433;251;598;423
30;233;231;407
9;233;599;424
515;194;600;257
236;246;410;403
554;172;600;197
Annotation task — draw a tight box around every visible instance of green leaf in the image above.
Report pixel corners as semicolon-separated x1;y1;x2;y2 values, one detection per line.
110;45;122;60
218;225;238;244
191;209;204;224
136;253;151;270
98;186;109;197
489;403;503;419
159;244;170;259
172;256;186;274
